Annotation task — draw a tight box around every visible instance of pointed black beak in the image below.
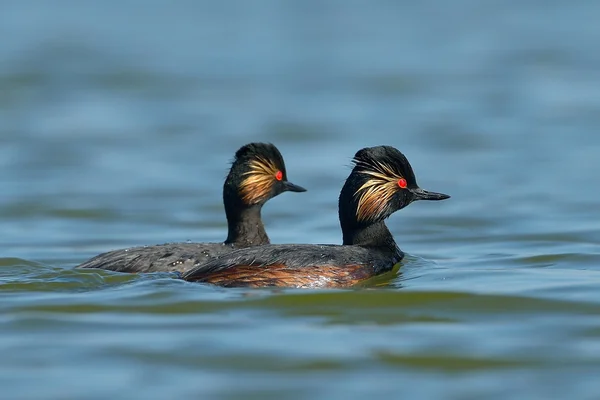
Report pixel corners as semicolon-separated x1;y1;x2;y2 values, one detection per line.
411;187;450;201
283;181;307;193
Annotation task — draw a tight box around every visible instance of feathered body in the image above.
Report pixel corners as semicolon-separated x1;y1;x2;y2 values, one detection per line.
183;146;449;287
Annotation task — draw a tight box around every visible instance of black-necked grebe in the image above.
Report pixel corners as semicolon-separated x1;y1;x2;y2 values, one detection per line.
76;143;306;273
182;145;449;288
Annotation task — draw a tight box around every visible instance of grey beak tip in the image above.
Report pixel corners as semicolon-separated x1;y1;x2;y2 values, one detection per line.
413;188;450;201
284;182;307;193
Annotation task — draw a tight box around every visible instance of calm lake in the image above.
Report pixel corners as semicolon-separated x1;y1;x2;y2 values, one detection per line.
1;1;600;398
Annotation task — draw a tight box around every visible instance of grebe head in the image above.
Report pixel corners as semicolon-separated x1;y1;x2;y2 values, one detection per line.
339;146;449;227
224;143;306;208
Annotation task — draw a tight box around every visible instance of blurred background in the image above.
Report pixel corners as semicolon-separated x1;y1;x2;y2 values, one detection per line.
1;1;600;399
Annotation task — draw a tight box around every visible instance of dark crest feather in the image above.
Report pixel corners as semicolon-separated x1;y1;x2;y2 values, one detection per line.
351;146;416;221
233;143;286;205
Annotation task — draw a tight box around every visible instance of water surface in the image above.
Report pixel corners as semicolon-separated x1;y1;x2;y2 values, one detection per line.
1;1;600;399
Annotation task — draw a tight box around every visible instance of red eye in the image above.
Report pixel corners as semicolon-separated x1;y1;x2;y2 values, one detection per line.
398;178;407;188
275;171;283;181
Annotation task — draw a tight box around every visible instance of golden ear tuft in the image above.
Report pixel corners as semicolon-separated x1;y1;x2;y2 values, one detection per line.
355;161;404;221
239;157;280;204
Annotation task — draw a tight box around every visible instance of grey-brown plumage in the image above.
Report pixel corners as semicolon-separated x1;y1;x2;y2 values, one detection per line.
76;143;306;273
181;243;402;287
182;146;450;288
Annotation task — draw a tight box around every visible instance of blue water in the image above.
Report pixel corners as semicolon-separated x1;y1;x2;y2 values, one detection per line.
1;1;600;398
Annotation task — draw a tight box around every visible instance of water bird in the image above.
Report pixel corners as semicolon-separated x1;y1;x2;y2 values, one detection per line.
76;143;306;273
182;145;449;288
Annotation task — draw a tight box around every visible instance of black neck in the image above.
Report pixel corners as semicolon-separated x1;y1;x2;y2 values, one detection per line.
342;221;400;253
224;205;269;246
